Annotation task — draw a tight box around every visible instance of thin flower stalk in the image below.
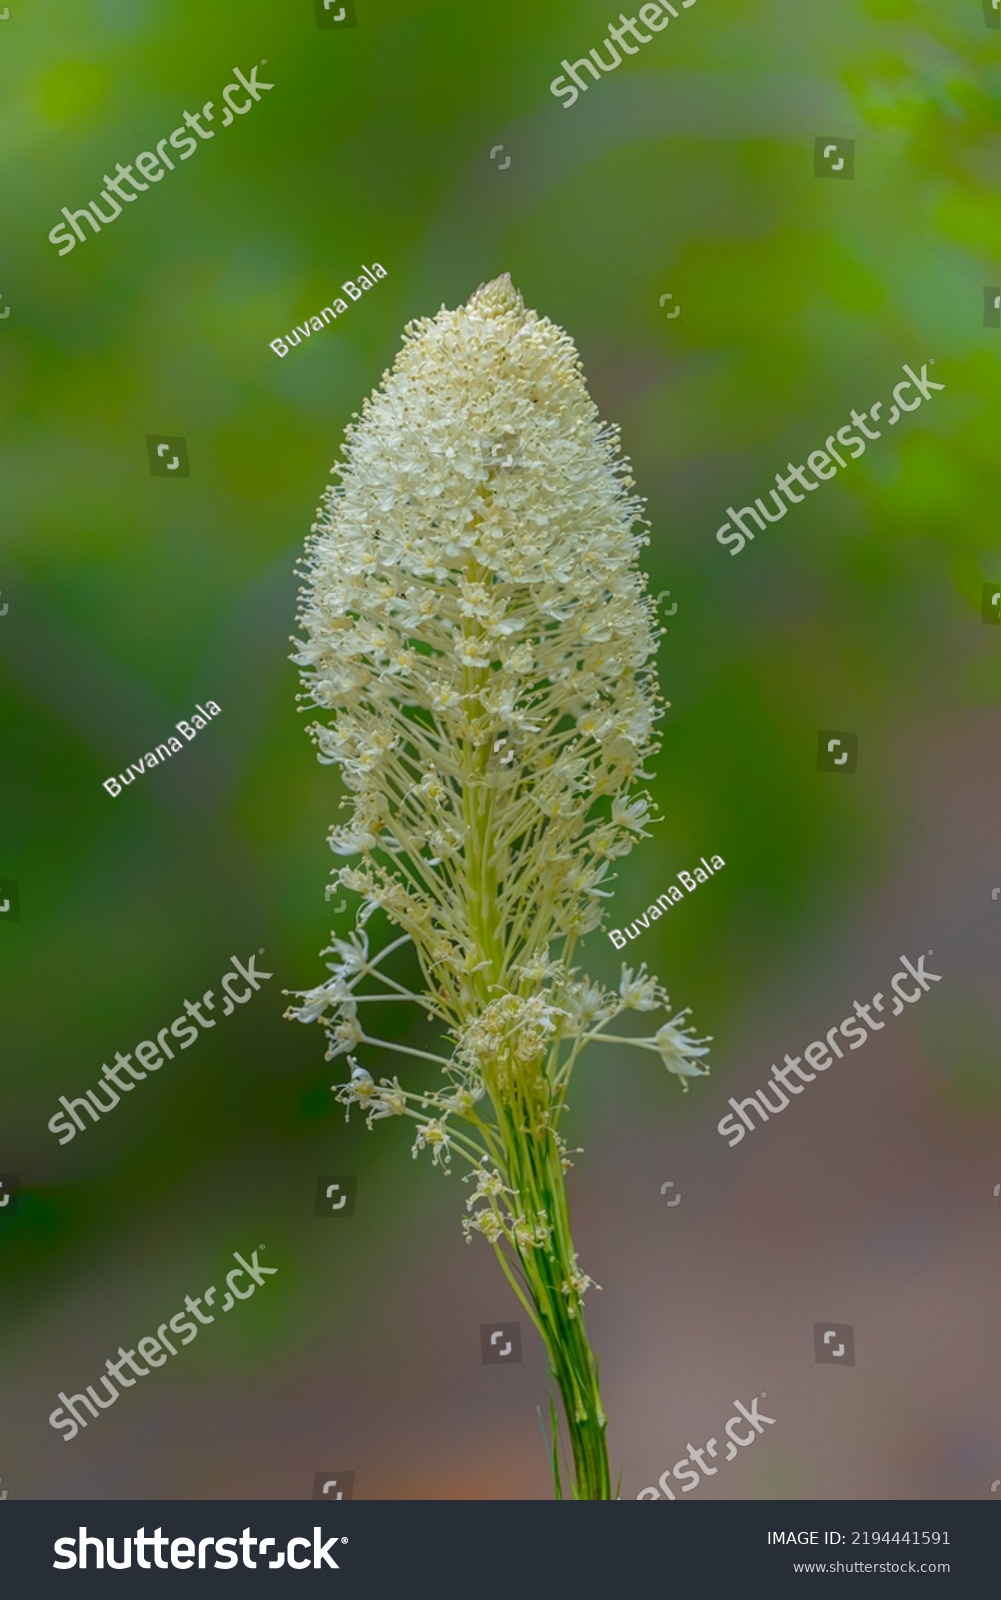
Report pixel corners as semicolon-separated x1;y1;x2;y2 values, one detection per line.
286;275;711;1500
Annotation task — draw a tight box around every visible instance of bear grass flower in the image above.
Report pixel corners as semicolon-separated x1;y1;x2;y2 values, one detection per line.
287;275;710;1500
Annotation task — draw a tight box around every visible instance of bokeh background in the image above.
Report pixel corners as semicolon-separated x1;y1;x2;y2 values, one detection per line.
0;0;999;1500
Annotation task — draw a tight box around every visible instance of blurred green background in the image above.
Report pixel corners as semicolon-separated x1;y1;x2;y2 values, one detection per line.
1;0;999;1500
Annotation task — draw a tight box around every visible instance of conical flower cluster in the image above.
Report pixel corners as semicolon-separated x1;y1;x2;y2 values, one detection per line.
292;274;704;1050
288;276;711;1498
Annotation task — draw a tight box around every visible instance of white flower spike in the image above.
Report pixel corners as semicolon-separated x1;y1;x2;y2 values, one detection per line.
288;276;711;1501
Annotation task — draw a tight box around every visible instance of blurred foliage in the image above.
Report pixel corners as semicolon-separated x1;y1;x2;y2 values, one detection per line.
0;0;997;1469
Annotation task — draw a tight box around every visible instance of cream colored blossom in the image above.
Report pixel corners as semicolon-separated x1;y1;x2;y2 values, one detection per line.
653;1012;713;1090
618;963;666;1012
288;276;713;1501
464;1166;514;1210
289;274;710;1131
292;275;668;1008
412;1118;451;1167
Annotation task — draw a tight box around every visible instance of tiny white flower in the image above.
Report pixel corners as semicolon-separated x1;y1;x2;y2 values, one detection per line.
324;931;370;975
412;1118;452;1167
333;1061;376;1119
618;964;664;1012
611;794;654;834
325;1005;363;1058
565;981;611;1028
446;1083;485;1116
653;1011;712;1091
368;1077;407;1121
283;978;347;1025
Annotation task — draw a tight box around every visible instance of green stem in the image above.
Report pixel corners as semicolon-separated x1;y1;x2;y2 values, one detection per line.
492;1095;612;1501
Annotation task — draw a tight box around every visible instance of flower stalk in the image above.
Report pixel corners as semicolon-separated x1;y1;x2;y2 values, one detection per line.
287;275;710;1500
